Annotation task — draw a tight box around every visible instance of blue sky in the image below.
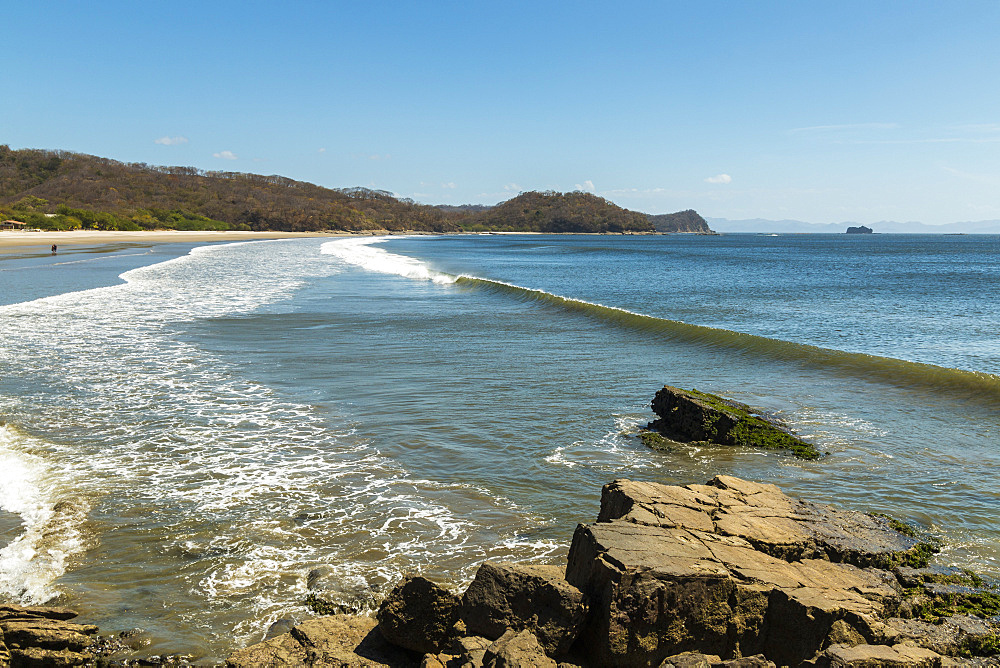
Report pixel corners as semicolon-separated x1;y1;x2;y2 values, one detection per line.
3;1;999;225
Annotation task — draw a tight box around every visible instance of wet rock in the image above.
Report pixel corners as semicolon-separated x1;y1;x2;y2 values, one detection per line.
646;386;819;459
377;576;461;654
882;615;1000;657
226;614;414;667
265;618;296;640
461;562;586;657
482;629;556;668
305;571;381;616
307;565;336;590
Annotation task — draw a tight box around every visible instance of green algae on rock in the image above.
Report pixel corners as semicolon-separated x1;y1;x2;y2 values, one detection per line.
646;385;821;459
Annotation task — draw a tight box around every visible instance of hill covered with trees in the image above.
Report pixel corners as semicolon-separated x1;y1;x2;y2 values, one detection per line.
0;146;711;234
648;209;712;233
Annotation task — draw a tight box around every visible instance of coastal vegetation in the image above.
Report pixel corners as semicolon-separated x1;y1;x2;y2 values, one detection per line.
0;146;711;234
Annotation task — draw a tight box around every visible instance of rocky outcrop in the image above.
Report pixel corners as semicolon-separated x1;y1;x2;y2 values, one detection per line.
227;476;999;667
645;386;820;459
846;226;874;234
0;604;97;667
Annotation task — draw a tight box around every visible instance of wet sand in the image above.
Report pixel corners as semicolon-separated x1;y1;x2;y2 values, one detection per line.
0;230;349;253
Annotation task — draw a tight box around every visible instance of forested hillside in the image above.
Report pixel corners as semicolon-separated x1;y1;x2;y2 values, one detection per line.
0;147;709;233
458;190;654;233
648;209;712;233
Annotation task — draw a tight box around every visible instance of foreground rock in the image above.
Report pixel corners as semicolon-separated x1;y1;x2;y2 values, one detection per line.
0;604;97;667
645;386;820;459
226;614;413;668
228;476;999;667
461;562;586;657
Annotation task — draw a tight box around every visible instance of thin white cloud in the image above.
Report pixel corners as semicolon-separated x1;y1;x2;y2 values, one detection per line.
949;123;1000;133
789;123;899;134
442;182;457;189
318;147;327;153
213;150;238;160
503;183;521;192
851;137;1000;145
154;135;189;146
705;174;732;184
575;179;595;192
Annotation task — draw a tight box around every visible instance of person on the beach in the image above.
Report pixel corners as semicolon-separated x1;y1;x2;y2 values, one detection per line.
51;244;57;254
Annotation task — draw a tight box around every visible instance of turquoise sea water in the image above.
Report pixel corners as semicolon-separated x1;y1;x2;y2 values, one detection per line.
1;233;998;660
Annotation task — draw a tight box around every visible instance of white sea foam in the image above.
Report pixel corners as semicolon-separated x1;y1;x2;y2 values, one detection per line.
320;236;457;284
0;239;560;652
0;425;86;603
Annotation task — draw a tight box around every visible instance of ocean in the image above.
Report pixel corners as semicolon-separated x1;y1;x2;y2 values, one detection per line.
1;233;998;661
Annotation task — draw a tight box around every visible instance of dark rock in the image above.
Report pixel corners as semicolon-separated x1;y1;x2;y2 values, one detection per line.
894;565;971;589
483;629;556;668
461;561;586;657
923;582;978;597
307;565;335;590
377;576;461;655
845;226;873;234
646;386;819;459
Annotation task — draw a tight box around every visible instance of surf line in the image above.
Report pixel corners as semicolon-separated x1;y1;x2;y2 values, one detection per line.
318;236;1000;405
457;276;1000;405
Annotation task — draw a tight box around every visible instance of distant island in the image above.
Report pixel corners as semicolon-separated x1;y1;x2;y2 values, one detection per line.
0;146;712;235
846;225;874;234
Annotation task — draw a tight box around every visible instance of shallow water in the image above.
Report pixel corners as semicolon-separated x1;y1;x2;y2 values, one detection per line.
0;234;997;661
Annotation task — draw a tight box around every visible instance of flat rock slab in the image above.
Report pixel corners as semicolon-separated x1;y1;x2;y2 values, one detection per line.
599;476;928;568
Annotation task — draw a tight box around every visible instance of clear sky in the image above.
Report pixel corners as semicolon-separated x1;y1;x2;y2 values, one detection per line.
3;1;999;225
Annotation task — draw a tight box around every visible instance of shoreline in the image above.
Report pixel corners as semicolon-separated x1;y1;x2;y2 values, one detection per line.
0;229;354;253
0;229;710;254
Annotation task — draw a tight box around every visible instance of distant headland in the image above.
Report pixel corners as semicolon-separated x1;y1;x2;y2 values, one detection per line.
0;146;712;235
846;225;874;234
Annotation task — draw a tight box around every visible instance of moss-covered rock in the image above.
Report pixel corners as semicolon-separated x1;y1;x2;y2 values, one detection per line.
647;386;820;459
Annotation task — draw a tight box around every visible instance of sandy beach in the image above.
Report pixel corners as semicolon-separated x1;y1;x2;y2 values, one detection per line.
0;229;350;253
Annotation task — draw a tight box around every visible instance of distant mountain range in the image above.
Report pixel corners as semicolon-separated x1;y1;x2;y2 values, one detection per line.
706;217;1000;234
